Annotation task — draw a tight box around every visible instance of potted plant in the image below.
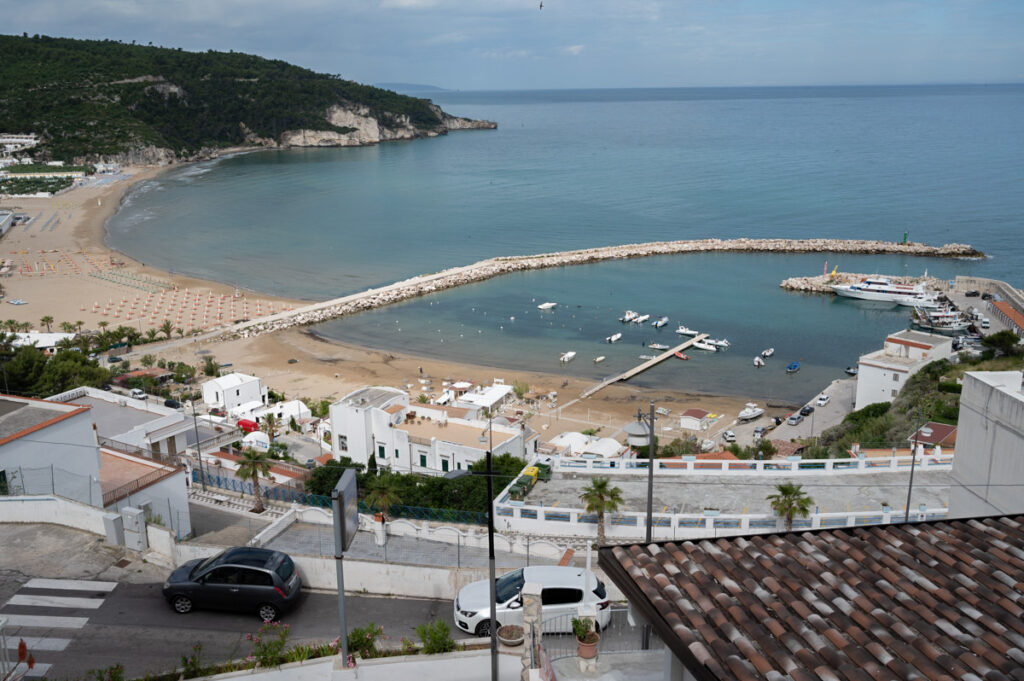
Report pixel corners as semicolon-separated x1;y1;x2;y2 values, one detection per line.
497;624;524;647
571;617;599;659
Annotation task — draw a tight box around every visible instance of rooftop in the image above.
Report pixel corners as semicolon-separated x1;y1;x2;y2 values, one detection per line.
397;418;513;449
600;515;1024;681
100;448;176;492
70;396;162;439
992;300;1024;331
340;386;405;410
0;395;87;445
203;372;260;390
908;421;958;446
886;328;951;347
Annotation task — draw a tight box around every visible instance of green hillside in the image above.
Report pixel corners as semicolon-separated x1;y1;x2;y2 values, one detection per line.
0;34;451;161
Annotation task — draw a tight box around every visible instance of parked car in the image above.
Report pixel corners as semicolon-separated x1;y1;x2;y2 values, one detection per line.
722;430;736;443
799;405;815;416
965;290;980;297
164;398;182;409
816;394;830;407
129;388;146;400
454;566;610;637
981;292;993;300
753;426;768;440
787;413;804;426
162;547;302;621
108;356;123;363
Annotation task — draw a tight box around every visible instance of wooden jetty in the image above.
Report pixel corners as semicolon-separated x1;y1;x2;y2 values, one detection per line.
580;333;709;399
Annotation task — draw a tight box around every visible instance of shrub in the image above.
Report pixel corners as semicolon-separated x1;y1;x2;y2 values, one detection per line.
347;622;384;659
416;620;455;655
247;621;290;667
181;643;203;678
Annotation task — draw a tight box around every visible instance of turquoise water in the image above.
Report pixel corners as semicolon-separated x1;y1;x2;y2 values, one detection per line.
107;85;1024;401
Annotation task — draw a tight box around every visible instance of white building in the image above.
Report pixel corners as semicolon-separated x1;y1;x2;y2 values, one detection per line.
251;399;312;425
949;371;1024;517
0;210;13;237
12;331;76;354
449;381;515;415
329;386;530;474
855;329;954;410
545;431;626;459
201;372;268;412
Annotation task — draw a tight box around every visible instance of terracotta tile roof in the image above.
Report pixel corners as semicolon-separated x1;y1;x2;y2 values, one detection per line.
907;422;958;446
682;408;709;419
992;300;1024;331
599;516;1024;681
768;439;805;459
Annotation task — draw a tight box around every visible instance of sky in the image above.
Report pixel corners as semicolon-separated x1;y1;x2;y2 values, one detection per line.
2;0;1023;90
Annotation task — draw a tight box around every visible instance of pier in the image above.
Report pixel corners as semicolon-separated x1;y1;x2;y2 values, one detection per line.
580;333;709;399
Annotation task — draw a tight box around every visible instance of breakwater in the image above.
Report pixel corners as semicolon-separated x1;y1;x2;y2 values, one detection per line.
224;238;981;340
780;272;948;294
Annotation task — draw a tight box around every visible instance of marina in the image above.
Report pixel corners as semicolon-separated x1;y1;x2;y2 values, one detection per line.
580;333;710;398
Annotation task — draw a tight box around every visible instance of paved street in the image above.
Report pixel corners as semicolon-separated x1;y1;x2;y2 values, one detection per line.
0;524;470;679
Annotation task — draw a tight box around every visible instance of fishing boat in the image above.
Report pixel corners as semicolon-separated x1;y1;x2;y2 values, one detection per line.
634;314;651;324
674;352;690;360
761;348;775;358
648;342;670;351
753;356;765;367
785;361;801;374
652;316;669;328
705;338;730;348
594;356;606;363
692;340;718;352
845;366;859;376
737;402;765;421
619;310;638;323
675;325;699;336
831;277;940;307
559;351;576;363
910;306;971;335
537;302;557;310
605;332;622;343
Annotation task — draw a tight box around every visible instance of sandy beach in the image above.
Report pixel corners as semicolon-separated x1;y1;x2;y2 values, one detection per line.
0;167;770;439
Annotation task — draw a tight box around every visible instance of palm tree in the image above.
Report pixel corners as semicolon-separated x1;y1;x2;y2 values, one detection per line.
235;448;274;514
4;320;17;332
145;328;158;342
40;315;53;332
261;412;279;444
767;482;814;532
60;321;76;334
17;322;29;333
75;320;84;333
364;473;403;522
159;319;174;339
578;477;623;548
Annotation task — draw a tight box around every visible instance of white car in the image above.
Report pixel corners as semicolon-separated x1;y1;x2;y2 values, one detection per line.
453;566;610;636
816;394;830;407
722;430;736;443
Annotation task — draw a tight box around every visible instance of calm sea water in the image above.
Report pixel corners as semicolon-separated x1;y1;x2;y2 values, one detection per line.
108;85;1024;401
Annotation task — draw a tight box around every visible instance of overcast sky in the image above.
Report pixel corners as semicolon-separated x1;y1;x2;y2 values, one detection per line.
3;0;1023;90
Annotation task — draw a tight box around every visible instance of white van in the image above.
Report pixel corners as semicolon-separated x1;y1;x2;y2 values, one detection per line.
453;566;610;636
980;317;990;329
129;388;146;400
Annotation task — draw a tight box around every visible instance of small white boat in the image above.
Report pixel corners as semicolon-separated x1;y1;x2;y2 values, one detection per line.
619;310;638;323
753;356;765;367
559;351;576;363
738;403;765;421
761;348;775;358
692;341;718;352
606;332;622;343
537;302;557;310
634;314;651;324
652;316;669;328
594;356;606;363
675;325;699;336
705;338;730;348
638;354;656;360
648;343;670;351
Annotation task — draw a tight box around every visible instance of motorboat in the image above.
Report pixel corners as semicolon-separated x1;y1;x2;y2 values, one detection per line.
594;356;606;363
605;332;622;343
634;314;651;324
705;338;730;348
753;356;765;368
910;306;971;335
845;366;859;376
648;342;670;351
674;352;690;360
737;402;765;421
761;348;775;358
619;310;638;323
785;362;801;374
692;341;718;352
537;302;557;310
638;354;656;360
559;351;576;363
675;325;699;336
831;277;940;308
652;316;669;328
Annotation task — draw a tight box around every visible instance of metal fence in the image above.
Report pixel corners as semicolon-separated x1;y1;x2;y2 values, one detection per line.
540;608;663;662
0;464;96;506
196;470;489;525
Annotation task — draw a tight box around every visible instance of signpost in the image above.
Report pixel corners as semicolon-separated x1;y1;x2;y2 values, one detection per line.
331;469;359;663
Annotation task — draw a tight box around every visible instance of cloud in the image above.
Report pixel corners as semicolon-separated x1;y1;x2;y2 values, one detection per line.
562;44;584;55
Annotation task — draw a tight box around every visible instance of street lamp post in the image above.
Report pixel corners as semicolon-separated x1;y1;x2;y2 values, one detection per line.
478;419;497;681
624;401;657;543
189;396;207;491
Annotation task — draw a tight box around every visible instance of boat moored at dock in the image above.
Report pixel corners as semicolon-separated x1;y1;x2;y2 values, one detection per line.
559;351;576;363
675;325;698;336
692;340;718;352
831;277;940;307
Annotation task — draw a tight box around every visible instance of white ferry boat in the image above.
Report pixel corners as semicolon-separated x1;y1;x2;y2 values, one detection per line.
831;277;939;307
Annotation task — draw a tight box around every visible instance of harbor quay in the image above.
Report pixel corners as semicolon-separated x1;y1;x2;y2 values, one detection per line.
223;237;980;340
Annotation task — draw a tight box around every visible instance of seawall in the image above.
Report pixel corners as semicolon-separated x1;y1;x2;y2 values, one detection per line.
224;238;981;340
780;272;948;294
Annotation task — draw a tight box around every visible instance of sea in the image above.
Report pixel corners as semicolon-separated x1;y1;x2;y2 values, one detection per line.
106;85;1024;403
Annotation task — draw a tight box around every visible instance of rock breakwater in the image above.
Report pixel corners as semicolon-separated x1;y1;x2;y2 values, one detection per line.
781;272;947;294
224;238;981;341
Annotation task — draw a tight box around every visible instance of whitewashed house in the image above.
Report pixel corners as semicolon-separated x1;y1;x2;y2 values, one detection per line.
855;330;953;410
201;372;268;412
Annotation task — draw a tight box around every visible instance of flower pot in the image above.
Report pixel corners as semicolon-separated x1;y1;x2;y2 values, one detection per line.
497;625;524;647
576;632;599;659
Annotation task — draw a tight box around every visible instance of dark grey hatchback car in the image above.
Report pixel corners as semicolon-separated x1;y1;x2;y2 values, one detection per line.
162;547;302;621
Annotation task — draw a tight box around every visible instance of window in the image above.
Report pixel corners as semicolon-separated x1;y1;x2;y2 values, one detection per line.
457;462;462;470
419;454;427;468
893;374;900;382
337;435;348;451
891;389;898;397
541;588;583;606
204;567;241;584
377;445;385;459
0;470;7;495
239;569;273;586
395;449;400;460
